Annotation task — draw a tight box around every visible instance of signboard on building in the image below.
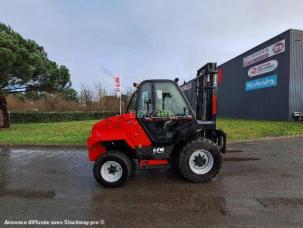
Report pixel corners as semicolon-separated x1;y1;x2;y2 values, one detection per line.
248;60;278;77
243;40;285;67
245;74;278;91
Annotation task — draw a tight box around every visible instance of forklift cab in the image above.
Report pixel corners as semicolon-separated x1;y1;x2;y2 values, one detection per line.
126;63;225;152
126;80;195;145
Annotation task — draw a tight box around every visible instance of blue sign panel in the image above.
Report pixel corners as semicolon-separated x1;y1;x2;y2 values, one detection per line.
245;74;277;91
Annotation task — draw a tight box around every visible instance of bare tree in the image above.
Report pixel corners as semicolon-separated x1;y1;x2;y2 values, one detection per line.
94;83;108;111
43;93;61;111
79;85;93;110
0;96;9;127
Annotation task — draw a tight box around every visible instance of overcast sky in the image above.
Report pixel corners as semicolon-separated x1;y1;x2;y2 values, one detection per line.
1;0;303;92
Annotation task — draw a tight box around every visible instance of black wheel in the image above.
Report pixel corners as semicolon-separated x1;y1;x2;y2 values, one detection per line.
177;138;222;183
93;150;132;187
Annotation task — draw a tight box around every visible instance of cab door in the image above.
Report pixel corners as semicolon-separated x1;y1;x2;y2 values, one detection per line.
137;80;194;144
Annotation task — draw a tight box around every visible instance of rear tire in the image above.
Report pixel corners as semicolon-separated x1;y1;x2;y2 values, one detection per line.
178;138;222;183
93;150;132;187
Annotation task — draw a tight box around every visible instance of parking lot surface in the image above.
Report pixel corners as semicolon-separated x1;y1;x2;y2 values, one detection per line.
1;138;303;227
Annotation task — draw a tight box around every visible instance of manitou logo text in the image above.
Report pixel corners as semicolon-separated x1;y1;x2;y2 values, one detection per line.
153;148;165;154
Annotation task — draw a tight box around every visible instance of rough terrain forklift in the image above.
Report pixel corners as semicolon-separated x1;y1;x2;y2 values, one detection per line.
87;63;226;187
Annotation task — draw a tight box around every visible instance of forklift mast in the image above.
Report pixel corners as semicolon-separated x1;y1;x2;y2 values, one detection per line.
195;63;218;123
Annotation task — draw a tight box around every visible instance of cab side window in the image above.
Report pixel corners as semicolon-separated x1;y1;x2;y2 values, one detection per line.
126;91;137;113
138;82;152;117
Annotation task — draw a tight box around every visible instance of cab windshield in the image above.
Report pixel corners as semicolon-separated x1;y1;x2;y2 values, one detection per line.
154;82;190;117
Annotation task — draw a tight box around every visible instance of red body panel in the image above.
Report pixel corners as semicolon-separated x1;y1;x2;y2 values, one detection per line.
212;95;217;115
218;68;223;84
87;112;152;161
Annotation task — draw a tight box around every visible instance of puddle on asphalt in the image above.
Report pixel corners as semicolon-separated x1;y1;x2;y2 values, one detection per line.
223;157;260;162
91;193;229;216
0;147;61;200
0;189;56;199
256;197;303;208
226;149;243;153
279;173;297;178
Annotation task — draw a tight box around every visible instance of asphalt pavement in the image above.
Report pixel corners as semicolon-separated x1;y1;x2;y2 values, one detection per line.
0;138;303;227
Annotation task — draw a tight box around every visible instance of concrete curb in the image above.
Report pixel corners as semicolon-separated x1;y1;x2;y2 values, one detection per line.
1;135;303;148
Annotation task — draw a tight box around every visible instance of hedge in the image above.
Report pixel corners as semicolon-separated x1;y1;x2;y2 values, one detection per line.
9;112;119;124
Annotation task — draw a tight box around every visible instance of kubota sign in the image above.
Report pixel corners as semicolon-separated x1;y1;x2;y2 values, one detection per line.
245;74;277;91
248;60;278;77
243;40;285;67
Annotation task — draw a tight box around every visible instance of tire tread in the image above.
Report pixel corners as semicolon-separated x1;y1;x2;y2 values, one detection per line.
93;150;132;187
178;137;222;183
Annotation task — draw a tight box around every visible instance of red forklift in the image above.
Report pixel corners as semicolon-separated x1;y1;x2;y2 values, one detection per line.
87;63;226;187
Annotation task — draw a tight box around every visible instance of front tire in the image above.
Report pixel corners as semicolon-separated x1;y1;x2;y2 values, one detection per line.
178;138;222;183
93;151;132;187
